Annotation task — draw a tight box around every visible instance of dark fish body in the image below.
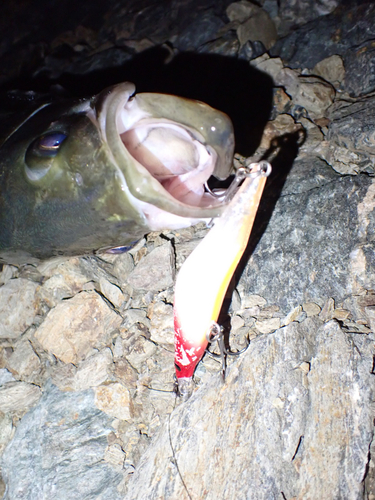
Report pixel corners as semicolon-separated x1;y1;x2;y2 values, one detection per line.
0;83;234;263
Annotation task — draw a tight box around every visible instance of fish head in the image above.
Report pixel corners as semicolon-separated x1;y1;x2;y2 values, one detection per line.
0;82;234;261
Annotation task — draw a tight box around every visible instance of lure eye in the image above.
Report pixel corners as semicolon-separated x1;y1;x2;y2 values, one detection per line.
25;131;68;181
33;132;67;157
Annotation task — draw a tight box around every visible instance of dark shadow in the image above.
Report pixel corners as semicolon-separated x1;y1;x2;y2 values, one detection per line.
2;45;274;156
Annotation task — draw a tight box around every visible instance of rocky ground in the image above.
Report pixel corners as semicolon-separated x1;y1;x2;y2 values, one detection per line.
0;0;374;499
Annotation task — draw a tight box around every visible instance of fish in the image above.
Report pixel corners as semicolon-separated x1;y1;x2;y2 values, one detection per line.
173;161;271;398
0;82;234;264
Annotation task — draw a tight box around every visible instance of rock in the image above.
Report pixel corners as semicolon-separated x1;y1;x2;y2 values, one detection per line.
243;156;375;313
95;383;133;421
97;277;126;309
365;306;375;332
239;293;267;309
175;11;225;51
280;305;303;326
104;443;126;469
71;348;113;391
34;291;122;364
124;336;157;373
0;382;41;414
147;300;174;347
254;317;280;334
0;412;13;455
319;95;375;175
112;253;135;286
231;314;245;331
319;297;335;322
276;0;339;36
312;54;345;88
124;318;374;499
271;2;375;71
197;30;239;57
226;1;277;50
0;279;38;339
281;75;336;121
345;40;375;96
1;382;124;500
113;358;138;389
126;242;175;292
6;340;41;383
0;265;17;286
0;369;15;385
302;302;321;317
259;113;303;151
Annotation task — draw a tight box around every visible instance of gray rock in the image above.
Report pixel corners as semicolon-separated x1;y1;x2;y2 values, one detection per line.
175;11;226;51
241;156;375;313
345;40;375;96
276;0;339;36
320;95;375;175
1;382;124;500
126;242;175;292
271;2;375;71
124;318;374;499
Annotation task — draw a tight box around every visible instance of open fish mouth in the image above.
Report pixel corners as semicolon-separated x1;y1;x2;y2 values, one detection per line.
95;82;235;229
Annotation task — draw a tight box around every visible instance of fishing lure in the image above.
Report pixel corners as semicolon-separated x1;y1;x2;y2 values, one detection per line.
173;161;271;397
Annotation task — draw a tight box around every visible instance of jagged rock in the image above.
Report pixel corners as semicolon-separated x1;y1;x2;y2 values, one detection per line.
226;1;277;50
97;277;126;310
147;300;174;348
126;242;175;292
6;340;41;383
0;279;38;339
94;382;133;421
1;382;124;500
124;318;374;499
0;382;41;414
318;95;375;175
241;156;375;313
302;302;321;316
276;0;339;36
34;291;122;364
312;54;345;89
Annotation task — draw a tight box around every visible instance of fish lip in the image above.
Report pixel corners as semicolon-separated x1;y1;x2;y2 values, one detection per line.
94;82;234;222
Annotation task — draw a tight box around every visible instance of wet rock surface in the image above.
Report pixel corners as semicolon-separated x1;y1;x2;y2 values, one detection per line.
0;1;375;499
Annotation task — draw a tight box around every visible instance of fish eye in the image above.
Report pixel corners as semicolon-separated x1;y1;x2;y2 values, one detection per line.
32;132;67;157
25;131;67;181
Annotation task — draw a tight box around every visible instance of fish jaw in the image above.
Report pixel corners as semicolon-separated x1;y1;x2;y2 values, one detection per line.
97;83;235;225
173;164;270;390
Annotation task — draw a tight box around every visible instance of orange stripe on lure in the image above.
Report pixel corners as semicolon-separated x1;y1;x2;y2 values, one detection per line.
173;161;271;397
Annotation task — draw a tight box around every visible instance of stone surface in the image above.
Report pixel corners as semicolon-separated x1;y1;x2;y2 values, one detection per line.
312;54;345;88
147;300;174;347
0;382;41;414
6;340;41;383
241;156;375;313
0;279;38;339
124;319;374;499
95;383;133;421
34;291;122;364
319;95;375;175
126;242;175;292
1;382;124;500
226;1;277;50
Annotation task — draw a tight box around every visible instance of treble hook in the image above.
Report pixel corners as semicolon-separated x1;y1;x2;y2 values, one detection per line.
205;322;250;381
